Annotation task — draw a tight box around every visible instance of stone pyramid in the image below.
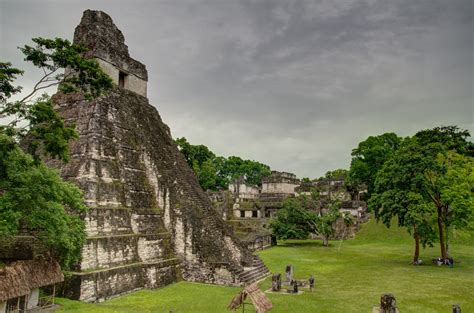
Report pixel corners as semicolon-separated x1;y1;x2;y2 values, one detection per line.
49;10;252;302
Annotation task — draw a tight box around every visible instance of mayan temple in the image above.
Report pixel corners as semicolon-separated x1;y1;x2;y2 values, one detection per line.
47;10;269;302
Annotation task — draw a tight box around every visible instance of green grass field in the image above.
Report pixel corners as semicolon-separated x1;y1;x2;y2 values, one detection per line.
56;219;474;312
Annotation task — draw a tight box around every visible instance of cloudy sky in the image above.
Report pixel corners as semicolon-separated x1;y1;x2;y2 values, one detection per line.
1;0;472;178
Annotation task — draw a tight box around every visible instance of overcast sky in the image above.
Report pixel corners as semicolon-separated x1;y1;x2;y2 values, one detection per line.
1;0;472;178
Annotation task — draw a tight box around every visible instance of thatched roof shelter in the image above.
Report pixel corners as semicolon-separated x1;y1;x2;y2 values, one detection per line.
228;283;272;313
0;258;64;301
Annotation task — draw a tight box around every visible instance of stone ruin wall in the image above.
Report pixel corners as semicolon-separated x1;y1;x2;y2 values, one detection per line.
94;58;147;97
48;10;252;302
209;171;368;249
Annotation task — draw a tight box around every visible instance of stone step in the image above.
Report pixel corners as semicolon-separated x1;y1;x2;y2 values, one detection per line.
243;266;270;278
238;255;271;284
86;232;171;240
81;233;174;271
71;257;180;275
239;265;269;280
241;270;270;284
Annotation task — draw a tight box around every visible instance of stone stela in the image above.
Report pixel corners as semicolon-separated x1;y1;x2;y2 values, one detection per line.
285;265;294;284
271;273;281;292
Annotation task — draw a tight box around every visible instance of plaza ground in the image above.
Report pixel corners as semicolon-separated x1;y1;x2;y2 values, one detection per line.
56;219;474;312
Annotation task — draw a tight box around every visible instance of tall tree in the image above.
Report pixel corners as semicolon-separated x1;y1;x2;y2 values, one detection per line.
371;134;473;261
349;133;402;198
1;37;112;269
414;126;473;259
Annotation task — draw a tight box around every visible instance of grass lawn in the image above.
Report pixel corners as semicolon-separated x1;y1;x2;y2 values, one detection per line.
56;219;474;312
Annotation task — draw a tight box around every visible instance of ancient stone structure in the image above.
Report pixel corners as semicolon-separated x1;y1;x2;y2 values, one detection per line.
260;171;300;218
271;274;281;292
285;265;294;284
308;275;315;292
48;10;261;302
209;171;368;251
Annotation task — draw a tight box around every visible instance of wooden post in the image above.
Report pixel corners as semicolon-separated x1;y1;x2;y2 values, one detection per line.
452;304;461;313
52;284;56;305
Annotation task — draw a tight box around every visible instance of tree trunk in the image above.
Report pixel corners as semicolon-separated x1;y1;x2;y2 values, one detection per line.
437;207;447;259
445;225;449;258
322;236;329;247
413;231;420;264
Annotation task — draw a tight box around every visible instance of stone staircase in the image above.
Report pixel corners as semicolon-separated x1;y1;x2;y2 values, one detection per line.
237;255;271;285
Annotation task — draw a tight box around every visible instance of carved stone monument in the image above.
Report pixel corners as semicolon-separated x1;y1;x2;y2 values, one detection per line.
309;275;315;292
287;279;298;294
271;273;281;292
285;265;294;284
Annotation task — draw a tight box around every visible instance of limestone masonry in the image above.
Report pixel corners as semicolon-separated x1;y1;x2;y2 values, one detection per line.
209;171;368;251
48;10;265;302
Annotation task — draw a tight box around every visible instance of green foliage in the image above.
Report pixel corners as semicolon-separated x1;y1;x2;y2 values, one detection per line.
301;177;311;183
19;37;112;100
193;159;217;191
270;194;342;245
437;152;474;229
349;132;401;197
0;37;112;269
371;130;474;260
0;135;87;269
0;62;23;101
415;125;474;157
324;168;348;180
175;137;271;190
315;202;342;246
270;197;318;240
176;137;216;168
1;37;112;161
218;155;271;187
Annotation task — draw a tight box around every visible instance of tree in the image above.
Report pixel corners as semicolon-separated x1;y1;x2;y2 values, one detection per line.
175;137;271;190
415;126;474;157
270;193;344;246
176;137;216;169
315;201;341;246
270;196;318;240
0;136;87;269
349;133;402;198
1;38;111;161
324;169;349;180
426;151;473;258
1;37;112;269
218;155;271;187
414;126;473;259
371;133;473;262
193;159;217;191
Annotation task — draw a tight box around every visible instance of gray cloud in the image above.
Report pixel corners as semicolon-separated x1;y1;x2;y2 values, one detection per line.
1;0;472;178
